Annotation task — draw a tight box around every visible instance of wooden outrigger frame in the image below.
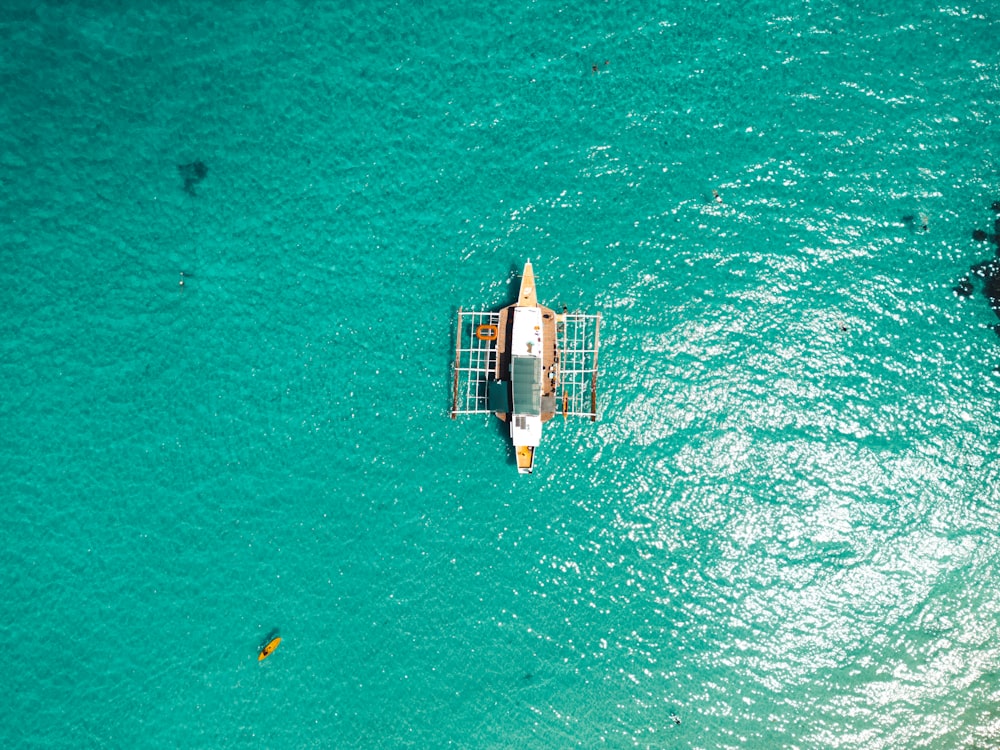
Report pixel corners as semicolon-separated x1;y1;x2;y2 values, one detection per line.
451;309;601;420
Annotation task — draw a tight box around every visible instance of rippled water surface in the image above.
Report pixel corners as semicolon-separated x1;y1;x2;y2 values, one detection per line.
2;1;1000;748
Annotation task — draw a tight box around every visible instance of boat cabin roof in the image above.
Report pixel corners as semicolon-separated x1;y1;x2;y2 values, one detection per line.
511;356;541;416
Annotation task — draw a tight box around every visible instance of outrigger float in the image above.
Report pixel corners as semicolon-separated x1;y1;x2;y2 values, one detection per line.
451;261;601;474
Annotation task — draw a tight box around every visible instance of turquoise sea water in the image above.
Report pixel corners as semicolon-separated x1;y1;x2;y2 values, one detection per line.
3;1;1000;747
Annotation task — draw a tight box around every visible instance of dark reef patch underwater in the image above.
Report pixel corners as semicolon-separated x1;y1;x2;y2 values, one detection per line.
177;160;208;195
954;201;1000;335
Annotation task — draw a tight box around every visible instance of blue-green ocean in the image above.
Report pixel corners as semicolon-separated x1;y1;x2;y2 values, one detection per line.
3;1;1000;748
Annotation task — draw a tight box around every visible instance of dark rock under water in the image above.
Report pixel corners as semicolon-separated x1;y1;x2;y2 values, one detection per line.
957;203;1000;328
178;160;208;195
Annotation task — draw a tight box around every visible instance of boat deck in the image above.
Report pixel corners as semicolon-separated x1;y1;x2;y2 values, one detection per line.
495;304;559;422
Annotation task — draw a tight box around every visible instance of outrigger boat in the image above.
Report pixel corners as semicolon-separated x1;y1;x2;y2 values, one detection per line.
451;261;601;474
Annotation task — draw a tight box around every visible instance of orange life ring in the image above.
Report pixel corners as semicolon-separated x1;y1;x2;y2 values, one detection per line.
476;324;498;341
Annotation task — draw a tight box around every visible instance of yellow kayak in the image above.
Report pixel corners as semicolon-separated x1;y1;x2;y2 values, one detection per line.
258;637;281;661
